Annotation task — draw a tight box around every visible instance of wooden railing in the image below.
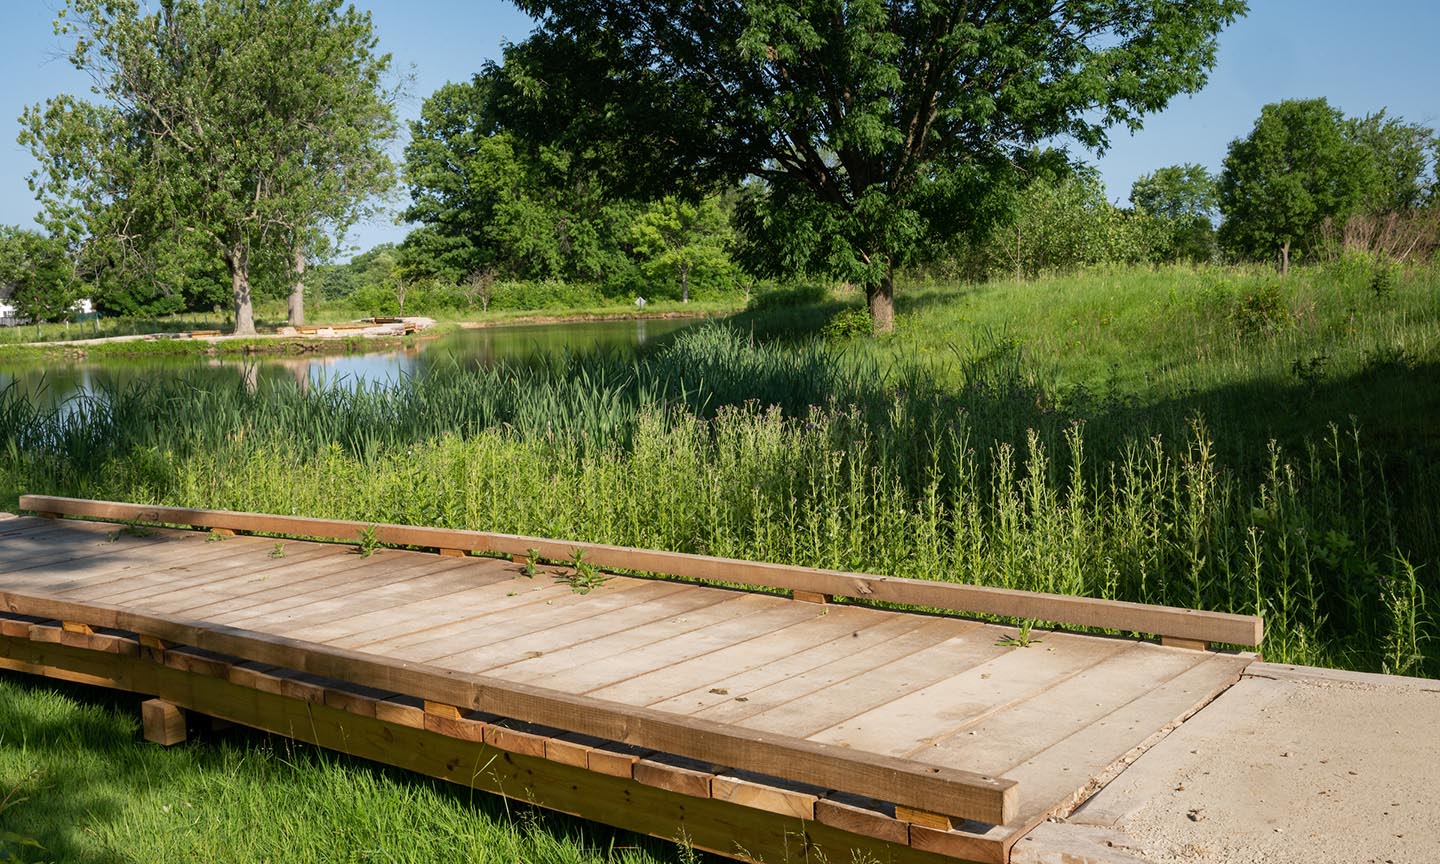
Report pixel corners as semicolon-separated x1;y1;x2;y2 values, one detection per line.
19;495;1264;648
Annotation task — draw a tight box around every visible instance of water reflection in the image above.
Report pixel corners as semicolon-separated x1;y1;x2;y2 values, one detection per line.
1;318;696;407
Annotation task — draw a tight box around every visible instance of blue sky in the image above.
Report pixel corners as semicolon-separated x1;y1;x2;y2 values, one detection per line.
2;1;1437;258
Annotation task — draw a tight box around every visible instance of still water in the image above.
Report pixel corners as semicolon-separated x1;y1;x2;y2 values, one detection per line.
1;318;697;407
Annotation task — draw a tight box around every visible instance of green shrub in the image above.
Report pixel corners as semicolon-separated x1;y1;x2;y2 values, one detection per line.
1231;281;1289;339
821;307;873;340
746;282;829;311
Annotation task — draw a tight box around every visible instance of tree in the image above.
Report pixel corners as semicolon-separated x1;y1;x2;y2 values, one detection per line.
497;0;1246;332
1346;111;1438;214
628;197;733;303
1217;99;1373;274
400;76;633;286
1130;163;1218;263
20;0;398;335
0;227;79;323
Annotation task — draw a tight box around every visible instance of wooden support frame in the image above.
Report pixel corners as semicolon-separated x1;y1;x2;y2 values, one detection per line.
141;698;187;746
0;636;978;864
16;496;1263;647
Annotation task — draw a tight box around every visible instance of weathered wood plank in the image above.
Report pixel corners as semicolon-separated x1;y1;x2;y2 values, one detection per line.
19;496;1263;645
803;632;1129;756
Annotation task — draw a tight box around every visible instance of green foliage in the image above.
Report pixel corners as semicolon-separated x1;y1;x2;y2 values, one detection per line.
499;0;1246;328
1218;99;1385;270
560;549;607;594
959;169;1169;278
0;227;78;323
1130;164;1220;263
820;307;873;342
399;77;636;287
356;525;381;558
628;197;736;303
1230;282;1290;340
21;0;400;334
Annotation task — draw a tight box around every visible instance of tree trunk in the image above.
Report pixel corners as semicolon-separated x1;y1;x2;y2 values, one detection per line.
288;247;306;326
680;263;690;304
227;243;256;336
1279;240;1291;276
866;269;895;334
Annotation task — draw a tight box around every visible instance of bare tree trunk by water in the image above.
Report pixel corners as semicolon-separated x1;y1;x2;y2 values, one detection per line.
288;247;306;327
1279;239;1291;276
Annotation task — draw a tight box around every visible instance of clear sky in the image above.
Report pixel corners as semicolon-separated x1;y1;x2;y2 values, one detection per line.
2;1;1437;259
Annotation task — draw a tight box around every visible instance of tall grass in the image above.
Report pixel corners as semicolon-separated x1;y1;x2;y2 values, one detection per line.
4;300;1435;675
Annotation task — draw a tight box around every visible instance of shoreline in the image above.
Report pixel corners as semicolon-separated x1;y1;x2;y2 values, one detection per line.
0;308;722;361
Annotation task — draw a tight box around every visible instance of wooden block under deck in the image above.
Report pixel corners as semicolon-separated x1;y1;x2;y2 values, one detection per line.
587;741;651;778
62;621;94;635
895;805;956;832
423;699;462;720
815;793;911;846
711;771;818;820
162;646;235;679
484;720;554;758
792;590;831;604
324;682;397;718
438;548;467;558
544;732;601;768
141;699;187;746
634;753;721;799
423;707;490;743
1161;636;1209;652
374;695;426;729
908;822;1012;864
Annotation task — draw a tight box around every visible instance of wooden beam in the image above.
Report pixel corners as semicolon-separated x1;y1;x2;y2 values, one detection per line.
1161;636;1209;652
792;590;831;604
0;584;1021;825
141;699;186;746
896;805;955;832
16;496;1264;646
438;548;466;558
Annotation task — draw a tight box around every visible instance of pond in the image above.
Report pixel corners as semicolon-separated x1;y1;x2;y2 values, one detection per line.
0;317;699;407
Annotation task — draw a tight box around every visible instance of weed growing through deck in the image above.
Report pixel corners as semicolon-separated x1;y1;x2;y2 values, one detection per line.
996;620;1043;648
206;529;227;542
269;542;286;559
561;549;607;594
356;525;380;558
522;547;541;578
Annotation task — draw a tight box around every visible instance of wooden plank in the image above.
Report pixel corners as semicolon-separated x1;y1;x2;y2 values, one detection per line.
62;621;94;635
815;794;911;845
438;548;467;558
909;823;1010;864
219;557;526;638
570;601;887;702
587;740;652;778
141;699;187;746
712;771;819;820
395;579;696;662
291;564;606;649
171;551;475;624
374;695;426;729
1001;652;1249;825
924;642;1209;777
544;733;601;768
647;616;958;719
804;632;1129;756
793;590;830;604
0;586;1020;823
20;496;1263;645
324;681;397;718
633;753;720;799
692;620;1000;727
0;638;964;864
50;534;305;603
104;542;365;613
1160;635;1208;652
470;591;795;682
484;720;558;758
896;806;955;832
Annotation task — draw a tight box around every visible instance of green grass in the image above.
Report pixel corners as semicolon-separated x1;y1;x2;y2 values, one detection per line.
0;674;685;864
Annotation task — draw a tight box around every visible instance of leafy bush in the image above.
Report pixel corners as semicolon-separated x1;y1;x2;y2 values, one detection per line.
746;282;830;311
821;307;873;340
1231;281;1289;339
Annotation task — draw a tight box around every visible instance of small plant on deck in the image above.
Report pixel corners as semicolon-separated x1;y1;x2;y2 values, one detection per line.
205;529;227;543
996;620;1043;648
269;542;286;559
559;548;607;594
520;547;540;578
355;525;381;558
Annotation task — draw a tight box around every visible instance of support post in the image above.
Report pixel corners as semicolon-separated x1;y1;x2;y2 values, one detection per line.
141;699;187;746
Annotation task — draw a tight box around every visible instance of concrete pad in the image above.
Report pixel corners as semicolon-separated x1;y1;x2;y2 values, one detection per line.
1062;667;1440;863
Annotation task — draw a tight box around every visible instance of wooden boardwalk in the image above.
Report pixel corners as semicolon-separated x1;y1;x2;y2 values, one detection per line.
0;497;1262;864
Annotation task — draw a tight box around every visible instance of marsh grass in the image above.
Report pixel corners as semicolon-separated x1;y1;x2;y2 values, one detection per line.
2;264;1436;676
0;674;680;864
